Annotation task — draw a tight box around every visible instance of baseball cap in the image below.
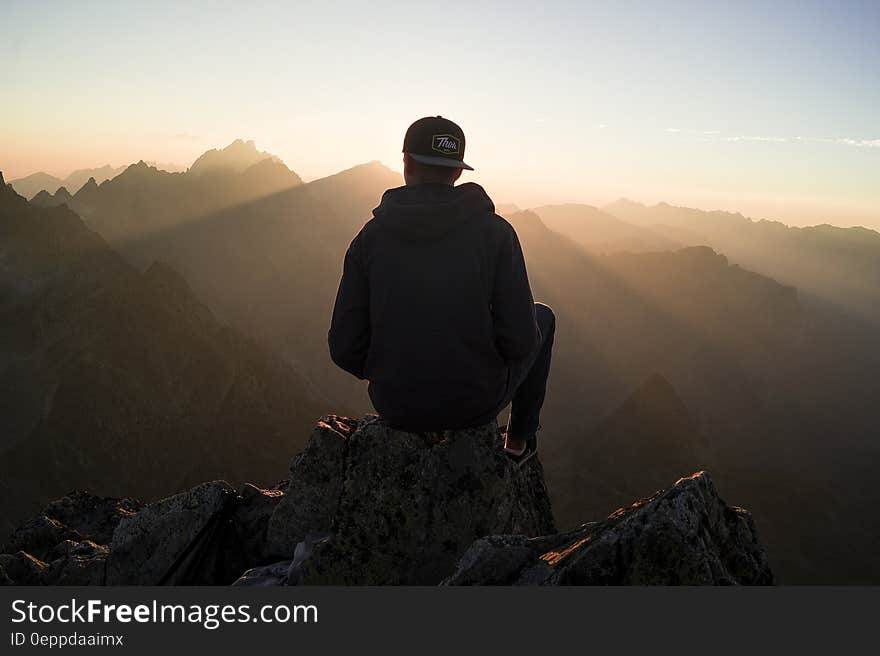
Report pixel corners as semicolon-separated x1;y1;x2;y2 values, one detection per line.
402;116;474;171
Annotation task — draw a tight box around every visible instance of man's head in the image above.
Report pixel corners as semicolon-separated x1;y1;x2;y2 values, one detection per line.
402;116;472;186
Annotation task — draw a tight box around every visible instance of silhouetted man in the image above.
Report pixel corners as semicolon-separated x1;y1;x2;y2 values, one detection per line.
329;116;554;465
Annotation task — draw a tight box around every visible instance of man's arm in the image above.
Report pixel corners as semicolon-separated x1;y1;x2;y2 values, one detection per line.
491;225;538;363
328;232;370;379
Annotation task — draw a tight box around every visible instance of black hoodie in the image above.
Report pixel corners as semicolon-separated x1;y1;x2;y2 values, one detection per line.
329;182;538;431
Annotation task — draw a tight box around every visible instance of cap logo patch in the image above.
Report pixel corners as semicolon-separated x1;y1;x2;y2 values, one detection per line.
431;134;460;155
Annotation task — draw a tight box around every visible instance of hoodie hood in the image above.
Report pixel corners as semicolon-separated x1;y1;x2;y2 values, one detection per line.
372;182;495;241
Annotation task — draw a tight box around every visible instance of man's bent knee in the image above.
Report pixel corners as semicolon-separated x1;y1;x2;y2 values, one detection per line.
535;302;556;335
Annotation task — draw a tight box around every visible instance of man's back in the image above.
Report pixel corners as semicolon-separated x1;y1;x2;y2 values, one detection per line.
329;181;538;431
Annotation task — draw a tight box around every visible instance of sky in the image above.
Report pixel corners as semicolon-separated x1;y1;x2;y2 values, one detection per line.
1;0;878;228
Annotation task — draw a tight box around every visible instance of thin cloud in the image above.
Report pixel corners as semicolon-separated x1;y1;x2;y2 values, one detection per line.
798;136;880;148
723;135;789;143
667;129;880;149
173;132;202;141
724;135;879;147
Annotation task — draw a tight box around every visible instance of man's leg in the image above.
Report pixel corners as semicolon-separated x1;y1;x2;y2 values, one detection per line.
504;303;555;452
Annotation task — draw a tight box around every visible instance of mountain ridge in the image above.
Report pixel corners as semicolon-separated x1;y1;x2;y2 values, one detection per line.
0;178;331;536
9;165;128;199
600;198;880;321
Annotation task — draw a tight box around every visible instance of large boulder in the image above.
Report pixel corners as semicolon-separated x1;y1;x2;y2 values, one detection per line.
266;416;357;558
265;415;555;584
105;481;285;585
235;483;286;564
443;471;773;585
106;481;238;585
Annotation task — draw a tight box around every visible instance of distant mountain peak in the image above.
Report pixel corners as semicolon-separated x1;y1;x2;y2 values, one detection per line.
1;174;25;205
7;171;64;199
74;177;99;199
610;198;647;209
144;260;192;289
632;372;683;405
330;160;397;177
598;372;702;449
114;161;160;182
495;202;521;217
515;209;543;221
30;185;76;208
504;210;553;237
143;260;208;314
120;161;154;176
188;139;281;176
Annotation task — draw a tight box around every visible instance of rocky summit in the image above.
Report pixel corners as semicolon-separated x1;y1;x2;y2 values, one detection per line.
264;415;555;584
0;415;773;586
443;472;772;585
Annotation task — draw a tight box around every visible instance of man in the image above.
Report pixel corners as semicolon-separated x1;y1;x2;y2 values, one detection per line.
329;116;554;465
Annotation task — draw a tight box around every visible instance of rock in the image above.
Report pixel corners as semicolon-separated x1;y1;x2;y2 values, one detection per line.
232;560;295;587
234;483;285;564
3;515;79;561
5;481;281;586
2;492;142;562
443;471;773;585
0;491;141;585
266;416;357;558
42;540;110;586
286;532;333;585
0;552;48;585
267;415;555;584
0;562;12;586
42;492;142;545
231;532;334;586
106;481;242;585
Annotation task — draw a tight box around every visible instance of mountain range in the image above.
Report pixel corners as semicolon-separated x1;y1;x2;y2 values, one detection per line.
9;165;128;200
61;147;399;409
527;203;681;253
9;162;189;201
2;140;879;583
539;199;880;323
0;171;331;537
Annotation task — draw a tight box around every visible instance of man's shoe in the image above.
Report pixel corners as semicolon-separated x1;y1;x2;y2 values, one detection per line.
505;442;537;468
503;430;538;468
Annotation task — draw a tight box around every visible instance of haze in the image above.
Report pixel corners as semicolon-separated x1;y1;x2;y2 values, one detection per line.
2;0;878;228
